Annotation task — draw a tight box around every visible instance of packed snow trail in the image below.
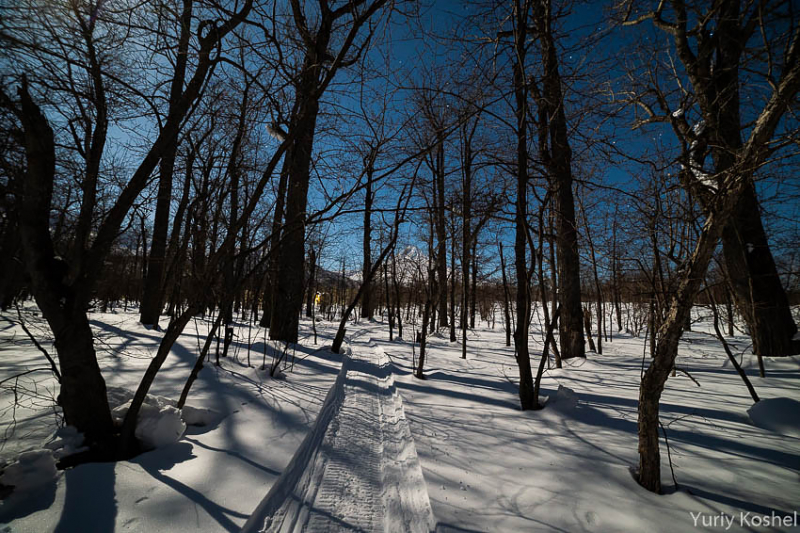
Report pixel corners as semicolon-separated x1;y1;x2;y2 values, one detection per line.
241;341;436;533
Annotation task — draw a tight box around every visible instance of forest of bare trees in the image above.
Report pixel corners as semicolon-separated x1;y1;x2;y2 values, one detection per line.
1;0;798;504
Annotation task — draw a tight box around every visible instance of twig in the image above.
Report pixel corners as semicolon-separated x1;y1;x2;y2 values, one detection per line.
14;305;60;382
0;368;55;387
674;367;701;387
659;419;680;490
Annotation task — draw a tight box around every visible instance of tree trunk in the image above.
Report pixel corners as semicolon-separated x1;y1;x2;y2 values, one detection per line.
361;156;374;319
512;0;535;410
415;297;432;379
721;184;799;356
500;242;512;347
16;83;116;451
306;247;317;318
534;0;584;360
434;142;448;329
270;97;320;342
260;163;289;327
470;244;477;328
583;307;596;352
449;227;457;343
140;0;194;326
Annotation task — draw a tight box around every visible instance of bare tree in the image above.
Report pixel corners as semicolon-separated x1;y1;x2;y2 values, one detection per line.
620;0;800;493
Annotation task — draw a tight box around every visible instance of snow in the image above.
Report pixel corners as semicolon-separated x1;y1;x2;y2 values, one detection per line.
545;384;578;411
0;449;57;493
181;405;224;428
748;398;800;438
1;305;799;532
136;404;186;450
242;342;435;532
43;426;87;460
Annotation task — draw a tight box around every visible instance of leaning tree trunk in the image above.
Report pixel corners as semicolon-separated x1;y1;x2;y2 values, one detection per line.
638;203;742;492
16;83;117;452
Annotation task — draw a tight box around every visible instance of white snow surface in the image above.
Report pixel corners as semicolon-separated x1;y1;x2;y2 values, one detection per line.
242;341;435;533
1;305;799;532
748;397;800;438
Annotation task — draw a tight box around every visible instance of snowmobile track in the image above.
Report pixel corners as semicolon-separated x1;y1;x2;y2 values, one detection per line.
242;340;435;533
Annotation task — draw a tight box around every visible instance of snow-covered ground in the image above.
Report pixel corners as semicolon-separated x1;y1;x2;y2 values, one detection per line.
243;340;434;532
1;306;799;532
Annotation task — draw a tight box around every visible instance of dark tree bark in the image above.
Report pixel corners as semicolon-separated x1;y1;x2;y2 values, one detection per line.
415;296;433;379
15;82;115;449
8;0;253;455
612;212;623;332
449;226;457;343
499;242;512;348
721;186;799;356
532;0;584;360
384;261;393;341
361;149;376;319
470;241;477;328
269;93;319;343
625;0;800;492
140;0;194;326
260;160;289;328
270;0;389;342
306;247;317;318
391;250;404;339
460;118;477;358
512;0;535;410
434;141;448;329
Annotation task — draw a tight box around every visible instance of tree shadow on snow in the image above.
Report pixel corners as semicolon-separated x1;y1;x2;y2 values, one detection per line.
53;462;117;533
435;523;488;533
0;477;58;525
679;484;797;517
135;442;248;533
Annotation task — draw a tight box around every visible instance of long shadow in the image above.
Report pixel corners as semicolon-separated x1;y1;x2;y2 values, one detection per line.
435;523;488;533
394;376;520;410
89;318;161;340
0;474;58;524
54;463;117;533
136;442;248;533
568;401;800;471
183;437;280;477
681;484;797;516
426;370;520;396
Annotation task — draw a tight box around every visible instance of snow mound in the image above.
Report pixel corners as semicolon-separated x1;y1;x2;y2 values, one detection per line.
43;426;87;460
548;385;579;411
108;387;186;450
0;449;57;493
135;405;185;449
747;398;800;438
181;405;223;428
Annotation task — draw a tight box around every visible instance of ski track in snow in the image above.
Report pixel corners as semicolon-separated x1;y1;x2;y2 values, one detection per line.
242;340;436;533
